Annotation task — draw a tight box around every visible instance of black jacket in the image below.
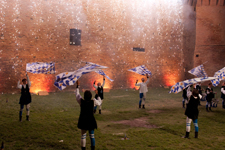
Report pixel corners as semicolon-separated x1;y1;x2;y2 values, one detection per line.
185;95;199;120
19;84;31;105
78;99;97;130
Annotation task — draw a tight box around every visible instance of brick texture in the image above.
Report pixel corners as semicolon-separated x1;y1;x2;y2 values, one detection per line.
194;5;225;79
0;0;198;93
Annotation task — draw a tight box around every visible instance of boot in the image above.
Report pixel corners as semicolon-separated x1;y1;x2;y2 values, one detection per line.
19;116;22;122
91;146;95;150
139;105;141;109
195;132;198;138
142;105;145;109
183;132;189;138
182;102;185;108
81;147;86;150
93;109;96;114
26;115;30;121
209;107;212;112
99;110;101;114
206;106;209;112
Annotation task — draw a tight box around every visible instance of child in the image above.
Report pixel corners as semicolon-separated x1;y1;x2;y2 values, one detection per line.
205;83;214;112
221;82;225;109
183;89;202;138
135;74;149;109
93;90;102;114
17;73;31;122
75;81;97;150
93;76;105;114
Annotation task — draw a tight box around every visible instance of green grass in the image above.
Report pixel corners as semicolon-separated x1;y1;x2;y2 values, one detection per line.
0;87;225;150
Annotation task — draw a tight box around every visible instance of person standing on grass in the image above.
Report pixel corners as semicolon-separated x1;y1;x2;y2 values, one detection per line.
221;82;225;109
205;83;214;112
93;90;102;114
135;74;149;109
17;73;31;122
75;81;97;150
93;76;105;114
183;89;202;138
196;82;203;105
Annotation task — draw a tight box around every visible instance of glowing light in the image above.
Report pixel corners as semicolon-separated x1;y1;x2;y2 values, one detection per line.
163;74;178;87
30;74;52;94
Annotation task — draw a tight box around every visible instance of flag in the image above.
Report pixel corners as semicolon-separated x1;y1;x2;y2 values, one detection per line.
95;70;114;82
54;63;108;90
169;77;217;94
26;62;55;74
188;64;208;77
211;67;225;87
128;65;152;76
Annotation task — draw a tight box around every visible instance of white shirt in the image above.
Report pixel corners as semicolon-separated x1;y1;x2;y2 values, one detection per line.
17;75;31;89
75;88;102;106
221;87;225;95
135;78;149;93
93;80;105;89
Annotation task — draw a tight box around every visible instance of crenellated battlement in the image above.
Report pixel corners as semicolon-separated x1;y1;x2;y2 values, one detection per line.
183;0;225;6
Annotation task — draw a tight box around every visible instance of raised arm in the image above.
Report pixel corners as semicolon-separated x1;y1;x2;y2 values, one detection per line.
102;76;105;87
26;74;31;88
93;81;98;89
75;81;82;105
135;80;141;86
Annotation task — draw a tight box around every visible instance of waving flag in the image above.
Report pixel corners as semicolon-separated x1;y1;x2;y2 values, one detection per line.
169;77;217;94
95;70;114;82
211;67;225;87
54;63;112;90
128;65;152;76
188;64;208;77
26;62;55;74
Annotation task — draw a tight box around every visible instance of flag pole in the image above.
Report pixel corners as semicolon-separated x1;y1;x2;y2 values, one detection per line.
202;61;208;65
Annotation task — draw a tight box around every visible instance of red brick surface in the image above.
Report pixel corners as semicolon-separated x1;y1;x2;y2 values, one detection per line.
194;5;225;80
1;0;223;93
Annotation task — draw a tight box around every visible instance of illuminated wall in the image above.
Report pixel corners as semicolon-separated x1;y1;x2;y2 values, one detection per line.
0;0;197;93
194;0;225;78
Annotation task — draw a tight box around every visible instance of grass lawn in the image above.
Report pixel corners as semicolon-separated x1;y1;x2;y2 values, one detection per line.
0;87;225;150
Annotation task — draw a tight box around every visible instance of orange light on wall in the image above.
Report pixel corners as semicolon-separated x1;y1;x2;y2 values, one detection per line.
163;74;178;87
30;74;52;94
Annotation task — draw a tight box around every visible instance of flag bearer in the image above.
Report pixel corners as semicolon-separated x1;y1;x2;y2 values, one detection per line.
17;73;31;121
93;76;105;114
183;89;201;138
75;81;98;150
135;74;149;109
205;83;214;112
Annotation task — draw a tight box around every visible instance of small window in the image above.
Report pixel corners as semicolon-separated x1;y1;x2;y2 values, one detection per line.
70;29;81;45
133;47;145;52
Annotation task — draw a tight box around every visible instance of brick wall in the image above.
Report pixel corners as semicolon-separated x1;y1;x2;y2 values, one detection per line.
0;0;196;93
194;1;225;79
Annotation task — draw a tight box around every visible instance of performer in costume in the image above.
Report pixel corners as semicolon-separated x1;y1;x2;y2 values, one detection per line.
93;76;105;114
17;73;31;122
196;82;203;105
183;89;202;138
221;82;225;109
75;81;98;150
205;83;214;112
93;90;102;114
135;74;149;109
182;87;188;108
